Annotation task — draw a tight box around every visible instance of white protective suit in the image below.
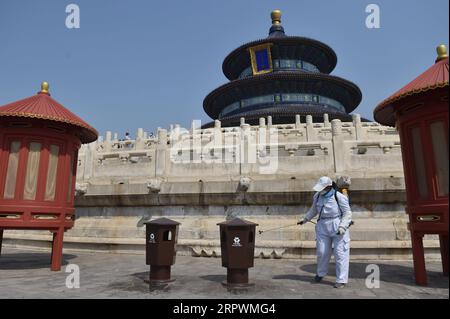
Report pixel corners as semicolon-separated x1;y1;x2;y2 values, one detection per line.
303;189;352;283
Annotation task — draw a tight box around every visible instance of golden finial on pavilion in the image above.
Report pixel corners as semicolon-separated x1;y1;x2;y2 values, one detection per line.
436;44;448;62
40;81;49;94
271;10;282;25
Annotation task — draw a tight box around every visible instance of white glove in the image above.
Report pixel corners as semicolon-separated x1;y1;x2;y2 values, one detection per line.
337;226;346;235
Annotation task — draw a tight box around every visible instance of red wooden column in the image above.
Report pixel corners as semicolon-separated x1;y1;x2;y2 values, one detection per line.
51;228;65;271
0;229;3;256
439;235;449;276
411;233;427;285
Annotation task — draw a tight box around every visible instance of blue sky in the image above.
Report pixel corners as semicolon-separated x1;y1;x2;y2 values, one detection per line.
0;0;448;137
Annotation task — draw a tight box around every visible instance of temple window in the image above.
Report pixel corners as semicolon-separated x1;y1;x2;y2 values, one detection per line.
23;142;42;200
219;93;345;118
44;144;60;201
238;59;320;79
410;126;429;199
430;121;448;196
3;141;21;199
302;61;320;72
241;95;274;107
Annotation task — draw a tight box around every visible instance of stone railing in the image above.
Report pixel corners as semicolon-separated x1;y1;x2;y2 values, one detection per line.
76;113;403;185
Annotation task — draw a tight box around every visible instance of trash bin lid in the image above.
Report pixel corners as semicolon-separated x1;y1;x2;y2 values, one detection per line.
144;217;180;226
217;217;258;227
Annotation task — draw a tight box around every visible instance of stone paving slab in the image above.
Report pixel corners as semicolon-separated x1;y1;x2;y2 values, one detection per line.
0;248;448;299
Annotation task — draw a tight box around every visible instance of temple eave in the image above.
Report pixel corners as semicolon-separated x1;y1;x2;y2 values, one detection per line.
203;72;362;118
201;107;369;128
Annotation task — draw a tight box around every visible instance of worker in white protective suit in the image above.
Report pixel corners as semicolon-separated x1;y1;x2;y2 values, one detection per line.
298;176;352;288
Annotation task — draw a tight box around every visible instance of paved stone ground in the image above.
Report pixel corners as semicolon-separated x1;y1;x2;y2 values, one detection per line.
0;247;448;299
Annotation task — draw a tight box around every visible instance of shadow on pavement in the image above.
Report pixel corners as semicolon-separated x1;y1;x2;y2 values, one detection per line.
200;274;226;283
0;252;77;270
131;271;150;281
272;274;335;286
299;262;449;289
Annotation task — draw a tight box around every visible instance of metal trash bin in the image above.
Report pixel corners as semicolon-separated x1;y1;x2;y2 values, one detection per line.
217;217;258;288
144;218;180;285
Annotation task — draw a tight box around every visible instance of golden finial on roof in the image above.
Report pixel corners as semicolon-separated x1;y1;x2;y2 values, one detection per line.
271;10;282;25
40;81;49;94
436;44;448;62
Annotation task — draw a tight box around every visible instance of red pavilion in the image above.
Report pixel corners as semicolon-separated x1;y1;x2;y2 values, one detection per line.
0;82;97;271
374;45;449;285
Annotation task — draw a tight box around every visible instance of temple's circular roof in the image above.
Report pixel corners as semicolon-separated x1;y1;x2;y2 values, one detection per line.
203;71;362;118
222;36;337;80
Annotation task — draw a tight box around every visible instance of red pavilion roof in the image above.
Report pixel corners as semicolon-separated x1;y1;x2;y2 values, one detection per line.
0;82;98;143
374;45;449;126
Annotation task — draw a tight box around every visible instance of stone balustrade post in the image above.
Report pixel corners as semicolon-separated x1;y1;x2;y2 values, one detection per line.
240;123;252;176
306;115;317;141
259;117;266;128
104;131;112;152
136;128;145;149
331;119;345;173
295;114;301;128
352;113;363;140
267;116;272;128
156;128;168;177
323;113;330;127
213;120;223;159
